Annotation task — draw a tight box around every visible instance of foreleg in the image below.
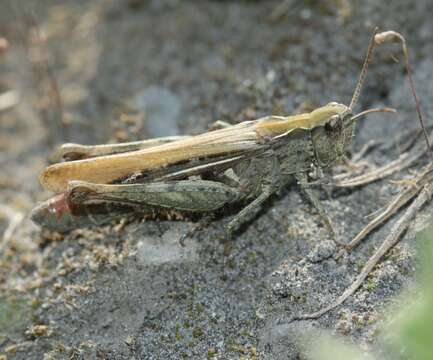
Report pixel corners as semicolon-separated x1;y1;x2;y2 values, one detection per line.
295;172;345;246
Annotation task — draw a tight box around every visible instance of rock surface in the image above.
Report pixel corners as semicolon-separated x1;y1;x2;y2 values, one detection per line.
0;0;432;359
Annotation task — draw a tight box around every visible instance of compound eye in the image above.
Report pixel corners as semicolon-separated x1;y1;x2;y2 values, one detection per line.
342;112;353;122
325;114;341;131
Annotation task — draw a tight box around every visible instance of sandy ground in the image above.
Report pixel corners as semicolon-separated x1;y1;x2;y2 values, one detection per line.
1;0;433;359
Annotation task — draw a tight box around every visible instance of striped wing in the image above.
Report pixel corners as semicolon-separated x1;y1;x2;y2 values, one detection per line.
40;118;271;193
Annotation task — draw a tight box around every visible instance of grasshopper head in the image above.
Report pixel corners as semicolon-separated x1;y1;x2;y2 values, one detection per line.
310;102;354;167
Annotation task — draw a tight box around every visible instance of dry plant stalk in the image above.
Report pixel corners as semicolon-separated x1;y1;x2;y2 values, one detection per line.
292;31;433;321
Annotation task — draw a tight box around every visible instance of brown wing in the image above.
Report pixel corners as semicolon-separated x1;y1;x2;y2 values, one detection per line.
40;119;265;193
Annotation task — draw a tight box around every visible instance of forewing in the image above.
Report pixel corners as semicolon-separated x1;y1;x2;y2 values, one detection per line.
40;120;268;193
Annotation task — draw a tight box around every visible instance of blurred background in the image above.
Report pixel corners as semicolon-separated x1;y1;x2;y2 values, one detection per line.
1;1;432;359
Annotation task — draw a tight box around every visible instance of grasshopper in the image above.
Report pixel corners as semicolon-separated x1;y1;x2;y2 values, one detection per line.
31;29;427;242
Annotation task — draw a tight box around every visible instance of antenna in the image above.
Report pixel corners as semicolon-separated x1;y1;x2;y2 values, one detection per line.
349;27;379;111
346;107;396;127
